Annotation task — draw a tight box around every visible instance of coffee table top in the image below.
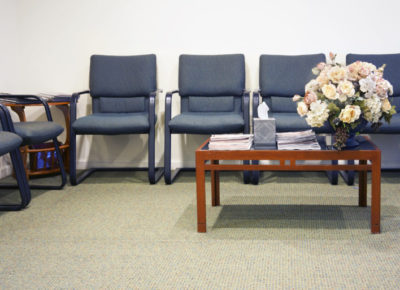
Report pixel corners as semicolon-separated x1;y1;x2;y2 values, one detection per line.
198;135;379;152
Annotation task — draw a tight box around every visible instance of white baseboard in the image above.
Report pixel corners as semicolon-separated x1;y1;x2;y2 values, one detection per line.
75;160;195;170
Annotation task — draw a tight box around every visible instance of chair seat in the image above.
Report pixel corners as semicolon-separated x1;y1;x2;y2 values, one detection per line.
169;112;244;134
13;122;64;145
0;131;22;156
270;112;331;134
72;113;150;135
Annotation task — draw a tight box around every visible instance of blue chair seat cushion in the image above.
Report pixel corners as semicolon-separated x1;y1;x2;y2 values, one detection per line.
72;113;152;135
13;121;64;145
270;112;331;134
169;112;244;134
0;131;22;156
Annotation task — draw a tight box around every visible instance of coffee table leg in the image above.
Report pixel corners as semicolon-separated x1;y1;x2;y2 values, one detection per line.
211;160;220;206
371;153;381;234
359;160;367;207
196;155;207;233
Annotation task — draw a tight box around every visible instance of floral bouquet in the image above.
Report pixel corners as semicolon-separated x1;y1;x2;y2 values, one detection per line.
293;52;396;150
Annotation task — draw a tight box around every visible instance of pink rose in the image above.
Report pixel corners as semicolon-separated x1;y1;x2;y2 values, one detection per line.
303;91;318;105
317;62;326;70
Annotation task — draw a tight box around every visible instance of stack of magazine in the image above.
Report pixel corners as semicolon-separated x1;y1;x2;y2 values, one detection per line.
0;92;71;104
208;134;254;150
276;130;321;150
37;92;71;102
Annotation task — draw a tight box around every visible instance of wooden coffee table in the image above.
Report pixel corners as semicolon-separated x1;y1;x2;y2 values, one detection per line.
195;136;381;234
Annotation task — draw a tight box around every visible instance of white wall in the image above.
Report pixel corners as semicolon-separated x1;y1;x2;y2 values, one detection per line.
2;0;400;171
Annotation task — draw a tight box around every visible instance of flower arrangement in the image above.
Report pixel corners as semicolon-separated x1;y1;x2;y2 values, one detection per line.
293;53;396;149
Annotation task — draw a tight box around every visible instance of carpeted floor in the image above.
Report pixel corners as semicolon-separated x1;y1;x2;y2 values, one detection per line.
0;171;399;288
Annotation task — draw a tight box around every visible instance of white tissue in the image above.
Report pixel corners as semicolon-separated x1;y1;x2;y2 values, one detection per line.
257;102;270;119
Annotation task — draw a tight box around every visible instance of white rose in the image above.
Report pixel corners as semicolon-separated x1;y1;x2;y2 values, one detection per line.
364;95;382;123
322;84;339;100
359;76;376;94
328;66;347;83
305;79;319;92
297;102;308;117
338;80;355;97
339;105;361;124
316;70;329;86
305;100;329;127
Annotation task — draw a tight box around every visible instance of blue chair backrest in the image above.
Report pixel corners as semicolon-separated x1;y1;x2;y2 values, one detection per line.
178;54;245;113
259;54;325;112
346;53;400;108
89;54;157;114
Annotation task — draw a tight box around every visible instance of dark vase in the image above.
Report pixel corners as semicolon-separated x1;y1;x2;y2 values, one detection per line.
331;118;368;149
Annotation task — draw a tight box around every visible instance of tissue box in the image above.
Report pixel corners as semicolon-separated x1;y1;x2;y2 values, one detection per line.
253;118;276;149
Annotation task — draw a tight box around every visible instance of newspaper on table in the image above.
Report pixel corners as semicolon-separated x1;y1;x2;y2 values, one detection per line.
276;130;321;150
38;92;71;102
208;134;254;150
0;92;71;104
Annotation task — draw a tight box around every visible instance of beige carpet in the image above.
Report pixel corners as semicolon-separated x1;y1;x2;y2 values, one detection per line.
1;171;399;288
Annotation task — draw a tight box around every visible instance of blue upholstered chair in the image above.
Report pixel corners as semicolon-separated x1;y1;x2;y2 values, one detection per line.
70;54;163;185
0;96;66;190
164;54;250;184
346;53;400;133
342;53;400;184
252;54;338;185
0;104;31;210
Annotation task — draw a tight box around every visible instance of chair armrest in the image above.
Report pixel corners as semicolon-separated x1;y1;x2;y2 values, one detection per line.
242;90;250;134
0;94;53;121
0;103;15;132
71;90;90;104
165;90;180;126
70;90;90;123
252;91;261;132
148;90;163;125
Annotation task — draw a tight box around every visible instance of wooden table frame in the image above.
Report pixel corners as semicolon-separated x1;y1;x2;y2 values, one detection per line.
195;136;381;234
4;101;70;178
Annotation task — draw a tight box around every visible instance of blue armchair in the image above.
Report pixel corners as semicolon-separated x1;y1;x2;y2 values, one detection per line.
342;53;400;184
252;54;338;185
164;54;250;184
0;96;66;190
0;104;31;210
346;53;400;133
70;54;163;185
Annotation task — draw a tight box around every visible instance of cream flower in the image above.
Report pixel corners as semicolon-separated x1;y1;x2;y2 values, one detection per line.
381;98;392;113
297;102;308;117
359;62;377;78
316;70;329;86
376;78;393;98
339;105;361;123
347;61;362;81
359;75;376;97
292;94;302;102
338;80;355;97
364;96;382;123
305;79;320;93
322;84;339;100
305;100;329;127
328;66;347;83
338;94;348;103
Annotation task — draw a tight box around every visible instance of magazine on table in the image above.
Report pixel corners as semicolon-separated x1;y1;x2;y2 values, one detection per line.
38;92;72;102
209;134;254;150
0;92;71;104
276;130;321;150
